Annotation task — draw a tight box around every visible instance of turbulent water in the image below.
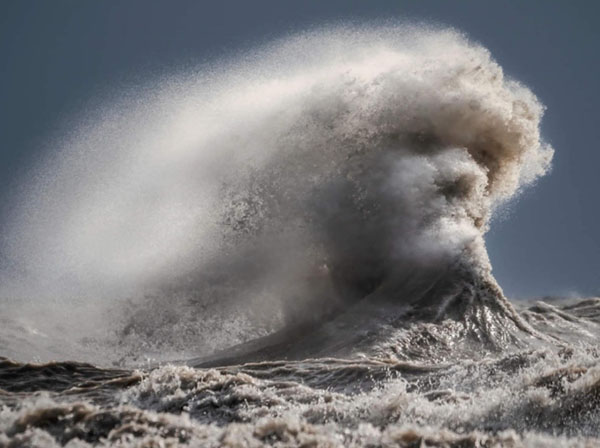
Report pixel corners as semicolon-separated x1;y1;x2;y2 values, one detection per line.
1;25;599;447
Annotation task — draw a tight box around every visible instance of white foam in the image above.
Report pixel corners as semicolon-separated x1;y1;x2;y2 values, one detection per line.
0;25;553;362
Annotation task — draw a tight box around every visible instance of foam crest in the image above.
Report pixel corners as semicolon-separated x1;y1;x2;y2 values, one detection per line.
0;25;553;362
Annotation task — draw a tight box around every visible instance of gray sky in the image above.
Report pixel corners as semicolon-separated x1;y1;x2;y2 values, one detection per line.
1;0;598;298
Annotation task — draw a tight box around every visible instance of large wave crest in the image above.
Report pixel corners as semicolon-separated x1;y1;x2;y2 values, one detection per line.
0;25;553;364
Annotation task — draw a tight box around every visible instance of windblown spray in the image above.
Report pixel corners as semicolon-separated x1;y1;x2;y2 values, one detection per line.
4;25;600;448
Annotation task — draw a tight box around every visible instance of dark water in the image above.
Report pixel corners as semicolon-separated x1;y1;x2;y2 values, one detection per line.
2;287;600;447
0;26;595;447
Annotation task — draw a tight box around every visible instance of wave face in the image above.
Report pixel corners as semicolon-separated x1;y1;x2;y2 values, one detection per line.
3;24;598;448
0;25;552;364
2;298;600;448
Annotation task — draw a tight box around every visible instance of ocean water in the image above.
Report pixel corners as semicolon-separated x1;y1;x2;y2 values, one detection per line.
1;25;598;447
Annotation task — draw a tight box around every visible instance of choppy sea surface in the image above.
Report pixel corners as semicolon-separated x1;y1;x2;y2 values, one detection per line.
2;286;600;447
1;25;596;447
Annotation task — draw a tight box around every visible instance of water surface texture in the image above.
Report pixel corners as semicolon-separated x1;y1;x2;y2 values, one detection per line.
1;26;598;447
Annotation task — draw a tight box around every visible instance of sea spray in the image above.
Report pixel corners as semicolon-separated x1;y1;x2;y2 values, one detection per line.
1;25;552;364
3;24;600;448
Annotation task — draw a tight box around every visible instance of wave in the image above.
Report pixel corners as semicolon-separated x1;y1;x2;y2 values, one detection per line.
0;24;553;364
2;293;600;446
5;22;600;448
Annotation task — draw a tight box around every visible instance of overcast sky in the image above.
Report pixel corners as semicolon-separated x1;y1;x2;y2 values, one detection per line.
1;0;598;298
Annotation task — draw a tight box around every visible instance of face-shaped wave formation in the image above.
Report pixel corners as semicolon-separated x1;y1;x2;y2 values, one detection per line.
0;25;553;365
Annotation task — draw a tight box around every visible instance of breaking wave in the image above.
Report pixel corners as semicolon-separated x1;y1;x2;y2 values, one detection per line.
4;23;600;448
0;25;552;365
